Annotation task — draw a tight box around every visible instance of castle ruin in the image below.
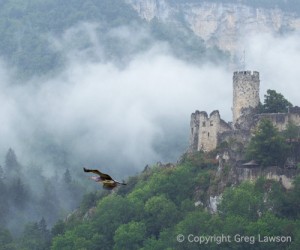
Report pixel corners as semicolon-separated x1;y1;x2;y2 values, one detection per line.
189;71;300;153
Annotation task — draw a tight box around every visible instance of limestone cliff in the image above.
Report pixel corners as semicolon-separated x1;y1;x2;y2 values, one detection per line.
126;0;300;58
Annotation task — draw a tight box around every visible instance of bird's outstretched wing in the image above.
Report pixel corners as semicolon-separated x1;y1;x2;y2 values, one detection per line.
83;167;113;181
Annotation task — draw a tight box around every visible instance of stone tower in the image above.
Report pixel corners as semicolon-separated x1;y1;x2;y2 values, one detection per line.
232;71;260;125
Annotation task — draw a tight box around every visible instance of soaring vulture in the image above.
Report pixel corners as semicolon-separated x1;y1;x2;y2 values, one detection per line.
83;167;126;190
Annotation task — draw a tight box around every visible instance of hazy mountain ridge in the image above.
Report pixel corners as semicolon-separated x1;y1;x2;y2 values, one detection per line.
126;0;300;61
0;0;226;79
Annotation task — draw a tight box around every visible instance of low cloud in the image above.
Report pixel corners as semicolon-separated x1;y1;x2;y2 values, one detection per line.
1;25;300;178
245;32;300;104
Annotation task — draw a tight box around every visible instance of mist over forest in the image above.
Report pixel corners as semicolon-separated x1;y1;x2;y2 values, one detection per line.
1;0;300;245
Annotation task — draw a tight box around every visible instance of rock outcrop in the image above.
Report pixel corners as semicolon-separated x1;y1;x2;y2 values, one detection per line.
126;0;300;58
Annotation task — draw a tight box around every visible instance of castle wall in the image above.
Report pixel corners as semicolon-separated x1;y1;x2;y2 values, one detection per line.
189;111;200;152
255;107;300;132
233;71;260;125
189;110;231;152
289;106;300;126
198;111;219;152
256;113;289;131
235;166;299;189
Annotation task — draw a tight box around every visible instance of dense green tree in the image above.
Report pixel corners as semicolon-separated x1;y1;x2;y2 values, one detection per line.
173;210;215;250
0;180;9;226
260;89;293;113
9;177;30;210
90;195;142;250
51;223;99;250
279;176;300;219
38;218;52;248
144;195;179;237
51;220;65;238
0;228;13;249
5;148;21;176
0;165;4;179
284;122;300;140
218;182;263;220
245;212;294;249
63;169;72;184
141;234;173;250
38;181;60;225
113;221;146;250
128;164;201;207
246;119;289;166
20;218;51;250
289;220;300;250
283;122;300;160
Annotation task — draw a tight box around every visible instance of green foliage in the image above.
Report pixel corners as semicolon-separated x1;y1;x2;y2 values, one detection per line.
284;122;300;140
51;220;65;238
0;147;90;242
260;89;293;113
19;218;51;250
48;161;300;250
92;195;142;250
283;122;300;161
0;0;227;78
144;195;179;236
246;119;289;166
128;164;199;206
219;182;263;220
5;148;21;177
181;151;217;169
1;145;299;250
0;228;13;249
51;223;101;250
0;0;141;77
9;177;30;210
113;221;146;250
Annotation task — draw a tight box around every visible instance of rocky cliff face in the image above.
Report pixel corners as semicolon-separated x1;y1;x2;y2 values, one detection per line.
126;0;300;59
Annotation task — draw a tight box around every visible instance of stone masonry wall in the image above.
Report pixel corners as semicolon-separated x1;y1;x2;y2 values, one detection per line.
189;110;231;152
189;111;200;152
233;71;260;125
255;108;300;132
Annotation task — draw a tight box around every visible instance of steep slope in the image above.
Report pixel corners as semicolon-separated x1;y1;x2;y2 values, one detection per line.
0;0;226;78
126;0;300;62
45;153;300;249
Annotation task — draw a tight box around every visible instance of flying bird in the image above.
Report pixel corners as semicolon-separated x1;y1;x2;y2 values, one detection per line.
83;167;126;190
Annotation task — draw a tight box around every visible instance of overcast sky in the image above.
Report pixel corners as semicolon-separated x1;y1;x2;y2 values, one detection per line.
0;24;299;177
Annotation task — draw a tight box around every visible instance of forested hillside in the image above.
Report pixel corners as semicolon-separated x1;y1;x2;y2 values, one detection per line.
0;148;88;237
0;0;225;78
2;152;299;249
